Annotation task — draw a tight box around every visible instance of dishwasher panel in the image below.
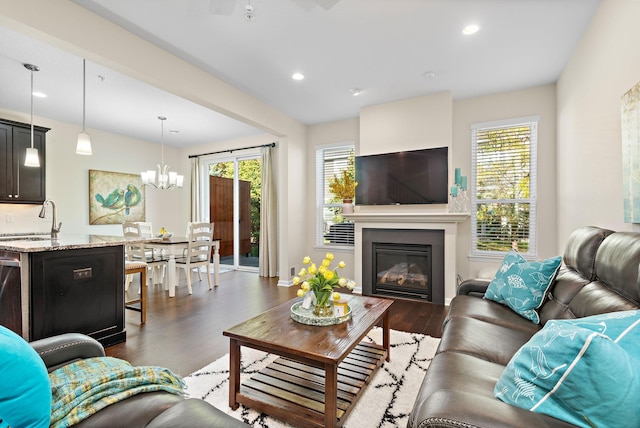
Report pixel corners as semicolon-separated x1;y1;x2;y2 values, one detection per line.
0;251;22;336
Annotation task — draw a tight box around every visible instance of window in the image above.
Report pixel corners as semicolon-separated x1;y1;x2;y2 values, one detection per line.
316;144;355;247
471;116;538;257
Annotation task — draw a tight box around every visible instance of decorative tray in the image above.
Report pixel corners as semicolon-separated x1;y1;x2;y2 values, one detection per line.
290;301;352;326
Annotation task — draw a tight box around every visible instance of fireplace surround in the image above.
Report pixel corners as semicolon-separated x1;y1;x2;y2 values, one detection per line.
345;212;468;304
366;230;443;302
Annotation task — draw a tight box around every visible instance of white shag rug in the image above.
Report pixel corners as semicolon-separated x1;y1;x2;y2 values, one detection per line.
184;328;440;427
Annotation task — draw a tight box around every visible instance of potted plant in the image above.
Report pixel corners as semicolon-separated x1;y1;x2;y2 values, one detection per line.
328;170;357;214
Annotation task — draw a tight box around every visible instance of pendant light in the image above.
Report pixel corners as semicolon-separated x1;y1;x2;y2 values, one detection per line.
76;59;92;155
140;116;184;190
24;64;40;168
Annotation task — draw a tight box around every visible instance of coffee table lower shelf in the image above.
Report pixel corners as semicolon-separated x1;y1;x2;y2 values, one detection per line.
235;341;387;428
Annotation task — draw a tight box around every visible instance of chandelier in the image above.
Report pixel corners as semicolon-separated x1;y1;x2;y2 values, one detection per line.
141;116;184;189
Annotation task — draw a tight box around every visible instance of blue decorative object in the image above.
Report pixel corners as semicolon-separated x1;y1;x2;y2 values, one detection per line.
495;311;640;427
0;326;51;428
484;251;562;323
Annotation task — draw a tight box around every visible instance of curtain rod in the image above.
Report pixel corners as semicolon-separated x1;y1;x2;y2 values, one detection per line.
188;142;276;159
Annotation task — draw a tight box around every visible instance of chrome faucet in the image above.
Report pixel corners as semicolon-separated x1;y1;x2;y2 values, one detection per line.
39;199;62;239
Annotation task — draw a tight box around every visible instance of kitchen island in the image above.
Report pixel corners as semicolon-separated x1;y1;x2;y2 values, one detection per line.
0;233;155;346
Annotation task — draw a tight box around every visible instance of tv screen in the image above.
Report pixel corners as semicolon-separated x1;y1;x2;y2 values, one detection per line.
355;147;448;205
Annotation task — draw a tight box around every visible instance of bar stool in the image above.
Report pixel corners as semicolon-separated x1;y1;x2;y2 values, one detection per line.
124;260;147;324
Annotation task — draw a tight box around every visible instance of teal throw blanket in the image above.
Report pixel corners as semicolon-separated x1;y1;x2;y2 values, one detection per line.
49;356;185;428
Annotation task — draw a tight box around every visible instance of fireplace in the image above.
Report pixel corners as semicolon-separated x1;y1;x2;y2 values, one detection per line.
373;243;432;300
362;228;444;304
346;212;468;304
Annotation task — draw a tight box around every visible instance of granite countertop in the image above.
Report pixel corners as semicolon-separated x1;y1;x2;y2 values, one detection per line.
0;233;160;253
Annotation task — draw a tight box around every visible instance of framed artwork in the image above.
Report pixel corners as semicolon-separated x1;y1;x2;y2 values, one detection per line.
622;81;640;223
89;169;145;224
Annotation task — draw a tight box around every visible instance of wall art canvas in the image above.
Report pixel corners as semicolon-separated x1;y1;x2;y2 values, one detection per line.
89;169;145;225
622;81;640;223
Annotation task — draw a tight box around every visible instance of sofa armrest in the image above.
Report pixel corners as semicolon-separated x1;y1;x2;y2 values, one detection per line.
146;398;249;428
457;279;491;297
30;333;105;372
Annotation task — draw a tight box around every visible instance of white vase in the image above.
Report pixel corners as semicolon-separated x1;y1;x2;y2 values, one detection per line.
342;199;354;214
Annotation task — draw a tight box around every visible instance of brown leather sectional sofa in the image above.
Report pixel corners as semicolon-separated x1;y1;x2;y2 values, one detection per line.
30;332;248;427
408;226;640;428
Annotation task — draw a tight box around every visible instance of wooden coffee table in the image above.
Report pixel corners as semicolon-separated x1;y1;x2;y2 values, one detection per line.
223;295;393;428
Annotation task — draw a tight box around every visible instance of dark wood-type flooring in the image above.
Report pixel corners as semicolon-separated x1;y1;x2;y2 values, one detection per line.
108;271;447;376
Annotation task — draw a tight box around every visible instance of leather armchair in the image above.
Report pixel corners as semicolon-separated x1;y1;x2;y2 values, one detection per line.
31;333;248;428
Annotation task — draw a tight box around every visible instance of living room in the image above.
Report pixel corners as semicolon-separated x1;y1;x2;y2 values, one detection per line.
1;1;640;427
1;1;635;293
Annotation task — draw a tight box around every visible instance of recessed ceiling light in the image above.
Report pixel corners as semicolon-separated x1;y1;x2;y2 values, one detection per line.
348;88;362;96
423;71;437;79
32;92;47;98
292;72;305;81
462;24;480;35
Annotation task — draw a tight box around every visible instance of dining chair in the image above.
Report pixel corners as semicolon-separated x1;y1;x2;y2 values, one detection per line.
183;221;202;281
135;221;166;284
123;222;141;291
175;222;214;294
123;221;168;290
136;221;154;238
124;260;147;324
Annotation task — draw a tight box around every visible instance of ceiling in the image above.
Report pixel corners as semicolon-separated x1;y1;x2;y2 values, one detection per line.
0;0;600;148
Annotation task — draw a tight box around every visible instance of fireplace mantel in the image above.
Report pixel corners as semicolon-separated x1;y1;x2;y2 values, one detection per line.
345;210;469;304
343;212;468;224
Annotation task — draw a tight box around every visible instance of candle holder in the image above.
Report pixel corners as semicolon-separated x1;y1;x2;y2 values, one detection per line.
449;170;469;213
449;184;469;213
449;185;460;212
458;187;469;212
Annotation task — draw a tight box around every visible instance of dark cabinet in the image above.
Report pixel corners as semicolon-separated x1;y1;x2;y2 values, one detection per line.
0;118;48;203
30;246;126;346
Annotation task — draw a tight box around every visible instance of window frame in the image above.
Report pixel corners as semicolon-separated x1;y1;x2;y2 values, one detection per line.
315;143;356;248
470;116;539;259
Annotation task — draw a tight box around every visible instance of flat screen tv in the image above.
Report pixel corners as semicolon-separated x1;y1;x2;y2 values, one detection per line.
355;147;448;205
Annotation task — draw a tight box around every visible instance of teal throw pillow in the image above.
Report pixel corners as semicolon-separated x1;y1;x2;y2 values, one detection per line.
495;310;640;428
0;326;51;428
484;252;562;323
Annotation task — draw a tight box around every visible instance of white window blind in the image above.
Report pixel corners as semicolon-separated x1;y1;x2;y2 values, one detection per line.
316;144;355;247
471;117;538;257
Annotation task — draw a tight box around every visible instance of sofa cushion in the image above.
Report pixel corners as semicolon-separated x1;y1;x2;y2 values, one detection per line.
446;295;543;333
0;326;51;428
485;253;562;323
495;310;640;428
439;317;539;366
562;225;613;281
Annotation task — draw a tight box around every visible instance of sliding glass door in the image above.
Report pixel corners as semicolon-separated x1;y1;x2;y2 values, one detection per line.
206;154;261;271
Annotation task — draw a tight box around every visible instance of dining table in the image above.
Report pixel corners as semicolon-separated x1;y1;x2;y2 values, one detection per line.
146;236;221;297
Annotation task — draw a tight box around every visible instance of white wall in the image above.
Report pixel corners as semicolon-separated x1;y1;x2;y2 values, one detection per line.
0;108;185;236
305;118;360;279
360;92;453;156
556;0;640;248
0;0;308;282
307;87;558;287
5;0;634;287
452;84;558;279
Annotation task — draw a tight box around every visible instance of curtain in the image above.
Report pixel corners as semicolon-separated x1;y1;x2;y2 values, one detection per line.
190;157;201;222
259;145;278;277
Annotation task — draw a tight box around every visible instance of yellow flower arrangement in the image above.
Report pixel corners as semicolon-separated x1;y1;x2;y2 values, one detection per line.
293;253;356;308
328;170;358;201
